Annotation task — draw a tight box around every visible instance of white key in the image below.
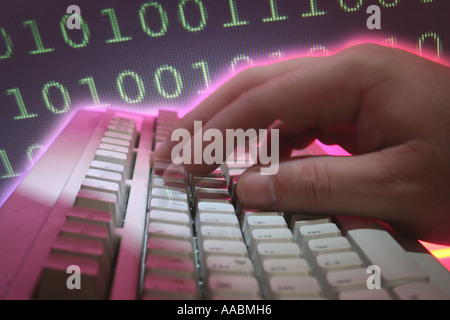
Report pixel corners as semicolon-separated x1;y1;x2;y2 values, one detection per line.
393;282;449;300
103;130;133;141
143;274;198;300
240;211;282;230
95;149;127;166
101;136;131;147
150;198;189;214
206;275;261;299
52;235;110;279
81;178;121;203
147;237;194;259
325;268;369;294
254;243;302;261
98;143;129;154
347;229;429;287
149;210;191;227
59;220;112;259
75;188;120;226
90;160;124;175
145;254;196;278
198;226;243;242
197;201;235;215
196;213;239;229
261;258;311;279
316;251;364;272
86;168;124;193
307;236;352;256
267;276;322;299
201;240;248;261
339;288;392;300
205;256;254;277
249;228;294;249
148;222;192;241
245;216;287;244
37;252;106;299
66;207;112;233
296;223;341;246
292;218;331;238
151;187;188;202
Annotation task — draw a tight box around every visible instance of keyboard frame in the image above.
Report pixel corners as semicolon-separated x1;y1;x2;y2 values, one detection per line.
0;108;449;300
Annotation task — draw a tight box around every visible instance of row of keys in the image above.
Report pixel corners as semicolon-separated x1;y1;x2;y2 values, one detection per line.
36;114;138;299
143;111;199;300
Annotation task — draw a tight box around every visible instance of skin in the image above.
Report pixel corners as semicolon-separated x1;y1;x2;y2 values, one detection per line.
153;44;450;244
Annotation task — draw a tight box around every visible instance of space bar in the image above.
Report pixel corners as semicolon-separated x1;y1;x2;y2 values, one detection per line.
347;229;428;287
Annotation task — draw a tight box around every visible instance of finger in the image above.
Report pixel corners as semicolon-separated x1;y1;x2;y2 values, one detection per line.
235;142;422;222
153;57;321;162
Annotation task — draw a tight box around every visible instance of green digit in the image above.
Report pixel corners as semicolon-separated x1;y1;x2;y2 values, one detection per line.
338;0;363;12
22;20;55;55
192;60;211;94
418;32;442;60
0;28;13;59
6;88;38;120
231;54;253;73
178;0;207;32
0;149;21;179
302;0;327;18
60;14;90;48
26;143;43;164
101;8;132;43
263;0;288;22
79;76;110;107
42;81;71;114
116;70;146;103
154;65;183;99
223;0;249;27
378;0;399;7
139;2;169;37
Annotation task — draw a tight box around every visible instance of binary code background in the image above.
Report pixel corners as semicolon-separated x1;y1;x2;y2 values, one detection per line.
0;0;449;205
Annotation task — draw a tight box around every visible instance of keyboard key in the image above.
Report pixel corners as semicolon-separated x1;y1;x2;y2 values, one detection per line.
267;276;322;299
147;237;194;259
198;225;243;242
201;240;248;261
261;258;311;279
249;228;294;249
306;236;352;256
196;213;239;230
325;268;369;295
197;201;235;215
37;252;107;299
392;282;449;300
347;229;429;287
206;275;261;299
148;222;192;241
150;198;189;214
204;256;255;277
145;254;196;278
143;274;198;300
151;187;188;202
296;223;341;246
75;188;120;226
339;288;392;300
149;210;191;227
315;251;364;273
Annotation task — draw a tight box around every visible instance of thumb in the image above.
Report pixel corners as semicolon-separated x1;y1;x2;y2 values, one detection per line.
236;147;415;222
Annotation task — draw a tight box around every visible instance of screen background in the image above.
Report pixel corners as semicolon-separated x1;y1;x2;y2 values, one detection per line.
1;0;449;209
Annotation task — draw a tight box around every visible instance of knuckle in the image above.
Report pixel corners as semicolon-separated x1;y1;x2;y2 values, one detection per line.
294;160;331;211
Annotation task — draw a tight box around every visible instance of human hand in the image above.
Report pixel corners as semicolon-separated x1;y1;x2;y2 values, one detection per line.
153;44;450;244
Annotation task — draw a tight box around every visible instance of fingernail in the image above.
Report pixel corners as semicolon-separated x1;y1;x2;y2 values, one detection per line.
238;172;276;207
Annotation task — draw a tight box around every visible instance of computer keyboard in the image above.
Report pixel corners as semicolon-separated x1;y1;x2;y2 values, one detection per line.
0;108;449;300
